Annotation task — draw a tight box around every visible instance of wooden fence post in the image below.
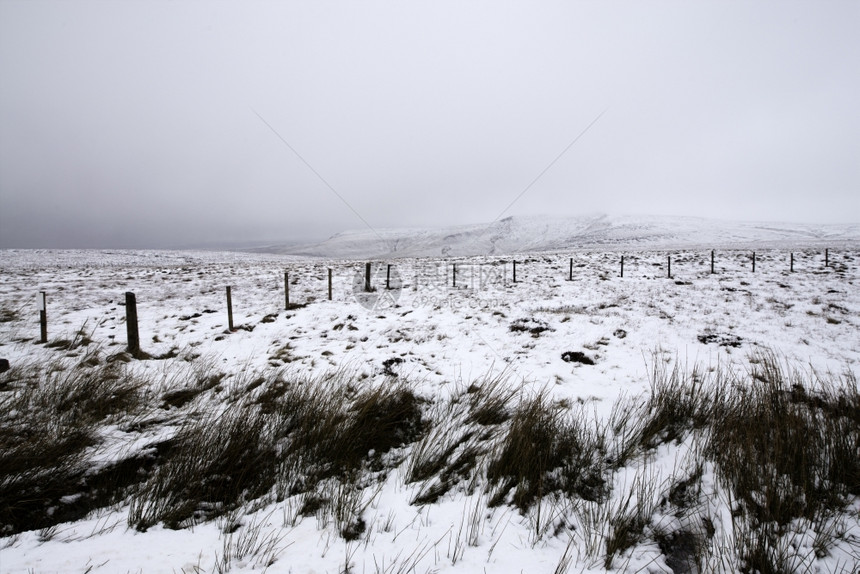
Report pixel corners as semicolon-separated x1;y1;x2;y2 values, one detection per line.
284;272;290;309
226;286;234;331
569;258;573;281
365;262;372;292
452;263;456;288
38;291;47;343
387;264;392;290
328;268;333;301
752;252;756;273
825;248;829;268
668;254;672;279
125;291;139;355
790;253;794;273
620;255;624;278
512;260;517;283
711;250;715;274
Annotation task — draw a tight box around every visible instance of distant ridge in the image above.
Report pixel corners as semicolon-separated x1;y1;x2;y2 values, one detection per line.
250;214;860;259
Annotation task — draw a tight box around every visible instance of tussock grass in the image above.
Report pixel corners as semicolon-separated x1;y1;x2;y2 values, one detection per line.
709;352;859;525
486;391;607;510
128;404;277;530
0;302;23;324
0;356;147;535
406;377;509;505
705;352;860;572
3;347;857;573
213;509;288;573
408;378;609;511
268;374;424;488
161;371;225;409
609;358;719;467
579;350;859;570
129;370;425;531
575;464;663;569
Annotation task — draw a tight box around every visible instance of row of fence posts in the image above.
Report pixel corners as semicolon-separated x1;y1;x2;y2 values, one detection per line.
34;248;836;354
577;249;828;280
441;260;521;289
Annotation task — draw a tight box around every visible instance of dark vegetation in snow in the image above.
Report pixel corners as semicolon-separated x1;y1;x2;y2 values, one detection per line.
1;344;858;571
561;351;595;365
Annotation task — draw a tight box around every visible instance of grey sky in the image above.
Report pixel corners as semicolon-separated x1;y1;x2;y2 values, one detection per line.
1;1;858;248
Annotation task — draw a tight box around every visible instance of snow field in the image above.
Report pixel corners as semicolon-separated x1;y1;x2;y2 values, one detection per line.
0;247;857;573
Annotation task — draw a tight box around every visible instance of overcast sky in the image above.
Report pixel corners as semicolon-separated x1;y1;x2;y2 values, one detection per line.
1;1;858;248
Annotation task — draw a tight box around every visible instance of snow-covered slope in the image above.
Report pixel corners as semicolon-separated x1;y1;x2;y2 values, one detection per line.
1;248;859;573
259;214;860;259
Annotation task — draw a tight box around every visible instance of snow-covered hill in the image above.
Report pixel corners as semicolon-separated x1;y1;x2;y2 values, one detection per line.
255;214;860;259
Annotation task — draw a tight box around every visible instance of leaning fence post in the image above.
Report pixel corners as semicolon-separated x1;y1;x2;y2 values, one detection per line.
226;286;234;331
125;292;140;355
284;271;290;309
328;268;333;301
38;291;47;343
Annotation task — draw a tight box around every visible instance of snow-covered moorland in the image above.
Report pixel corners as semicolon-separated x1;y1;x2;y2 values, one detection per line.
0;246;858;573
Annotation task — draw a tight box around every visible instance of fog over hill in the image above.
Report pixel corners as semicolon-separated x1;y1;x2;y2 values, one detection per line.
250;214;860;259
